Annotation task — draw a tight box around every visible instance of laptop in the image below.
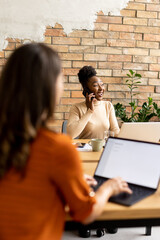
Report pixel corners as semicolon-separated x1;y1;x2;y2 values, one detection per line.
118;122;160;143
93;137;160;206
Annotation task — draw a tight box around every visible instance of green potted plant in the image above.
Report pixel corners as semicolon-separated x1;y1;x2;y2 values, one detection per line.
114;70;160;123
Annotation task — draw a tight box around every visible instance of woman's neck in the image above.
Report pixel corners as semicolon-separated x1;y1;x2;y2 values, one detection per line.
93;99;102;106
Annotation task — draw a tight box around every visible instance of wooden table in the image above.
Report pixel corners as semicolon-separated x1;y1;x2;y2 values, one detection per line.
66;139;160;236
72;139;103;163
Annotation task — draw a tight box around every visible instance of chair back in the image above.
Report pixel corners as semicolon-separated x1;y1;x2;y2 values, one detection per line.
62;120;79;139
62;120;68;134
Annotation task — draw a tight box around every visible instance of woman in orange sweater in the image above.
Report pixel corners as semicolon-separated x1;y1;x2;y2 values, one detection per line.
0;43;131;240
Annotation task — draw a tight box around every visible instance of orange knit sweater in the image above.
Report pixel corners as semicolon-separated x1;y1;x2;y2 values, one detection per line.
0;129;96;240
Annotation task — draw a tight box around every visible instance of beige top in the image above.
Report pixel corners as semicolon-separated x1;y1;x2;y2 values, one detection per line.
67;101;120;139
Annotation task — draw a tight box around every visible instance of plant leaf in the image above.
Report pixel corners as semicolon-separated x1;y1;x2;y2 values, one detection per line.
129;69;134;75
135;73;142;78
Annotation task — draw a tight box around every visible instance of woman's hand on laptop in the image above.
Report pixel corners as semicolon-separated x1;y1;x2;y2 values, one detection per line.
107;177;133;196
82;176;132;224
84;174;97;187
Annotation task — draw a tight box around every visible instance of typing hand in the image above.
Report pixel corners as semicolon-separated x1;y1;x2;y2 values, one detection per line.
107;177;133;197
84;174;97;187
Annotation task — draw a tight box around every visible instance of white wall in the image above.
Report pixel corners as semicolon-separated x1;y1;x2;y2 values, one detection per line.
0;0;139;50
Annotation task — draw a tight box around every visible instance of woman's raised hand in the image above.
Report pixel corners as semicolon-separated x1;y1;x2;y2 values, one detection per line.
86;93;96;111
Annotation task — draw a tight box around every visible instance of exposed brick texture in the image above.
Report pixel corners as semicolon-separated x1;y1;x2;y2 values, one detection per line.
1;0;160;132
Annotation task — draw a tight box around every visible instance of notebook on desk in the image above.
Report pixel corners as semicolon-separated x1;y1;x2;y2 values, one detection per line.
93;137;160;206
118;122;160;143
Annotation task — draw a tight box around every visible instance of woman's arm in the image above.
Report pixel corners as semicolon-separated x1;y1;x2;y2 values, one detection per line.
67;105;93;139
67;93;96;138
50;135;132;224
82;177;132;224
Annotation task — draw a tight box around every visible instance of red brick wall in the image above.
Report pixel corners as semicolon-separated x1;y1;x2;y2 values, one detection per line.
1;0;160;132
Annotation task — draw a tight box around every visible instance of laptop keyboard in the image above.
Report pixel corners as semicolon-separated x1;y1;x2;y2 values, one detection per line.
112;184;150;199
129;184;149;196
94;178;151;195
93;177;155;206
110;183;155;205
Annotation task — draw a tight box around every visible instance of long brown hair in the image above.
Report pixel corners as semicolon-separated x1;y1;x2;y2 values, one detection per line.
0;43;61;178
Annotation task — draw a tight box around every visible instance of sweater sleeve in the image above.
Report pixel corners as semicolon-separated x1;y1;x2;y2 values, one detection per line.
108;102;120;136
49;136;96;222
67;104;93;139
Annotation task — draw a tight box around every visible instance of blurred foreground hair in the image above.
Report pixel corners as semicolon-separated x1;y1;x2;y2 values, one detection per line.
0;43;61;178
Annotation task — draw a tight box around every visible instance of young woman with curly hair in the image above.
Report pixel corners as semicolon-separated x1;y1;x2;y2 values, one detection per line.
67;66;120;139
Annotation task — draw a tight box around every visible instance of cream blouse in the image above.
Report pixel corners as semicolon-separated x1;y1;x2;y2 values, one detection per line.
67;100;120;139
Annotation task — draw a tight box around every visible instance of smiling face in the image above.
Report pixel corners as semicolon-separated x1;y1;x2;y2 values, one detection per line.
87;76;105;101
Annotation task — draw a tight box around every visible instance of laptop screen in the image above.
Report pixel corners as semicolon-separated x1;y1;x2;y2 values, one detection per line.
95;138;160;189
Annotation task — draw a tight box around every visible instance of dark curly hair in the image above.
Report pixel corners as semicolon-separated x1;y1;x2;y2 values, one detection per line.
78;66;97;96
0;43;61;178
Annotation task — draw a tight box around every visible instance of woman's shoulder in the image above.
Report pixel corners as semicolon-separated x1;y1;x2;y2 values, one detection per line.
70;101;86;111
38;128;72;148
102;100;114;109
38;128;79;155
35;129;81;170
